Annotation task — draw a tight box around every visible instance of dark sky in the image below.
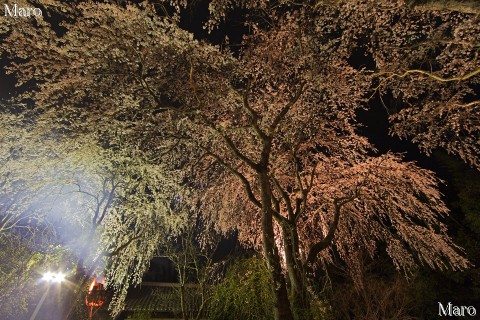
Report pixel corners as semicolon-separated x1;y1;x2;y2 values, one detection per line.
0;58;16;100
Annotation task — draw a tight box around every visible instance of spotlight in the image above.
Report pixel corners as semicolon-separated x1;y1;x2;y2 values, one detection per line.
53;273;65;283
41;272;65;283
41;272;54;282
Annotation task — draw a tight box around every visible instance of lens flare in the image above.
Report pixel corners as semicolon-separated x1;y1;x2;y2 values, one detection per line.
42;271;65;283
53;273;66;283
42;272;54;281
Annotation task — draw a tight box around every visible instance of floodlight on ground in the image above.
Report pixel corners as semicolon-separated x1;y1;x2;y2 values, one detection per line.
53;273;65;283
41;272;54;282
41;271;65;283
30;272;66;320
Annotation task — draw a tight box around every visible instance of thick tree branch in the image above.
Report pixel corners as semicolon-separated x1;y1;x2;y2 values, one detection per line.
187;58;259;169
219;130;260;170
72;182;98;200
106;234;143;257
293;197;303;221
132;48;177;112
305;163;318;194
241;84;270;142
97;181;119;226
294;161;317;222
397;68;480;82
375;67;480;87
293;156;304;193
371;67;480;100
270;190;281;217
269;82;305;134
198;145;262;209
270;175;294;224
192;110;260;170
306;201;340;266
412;1;480;15
305;190;361;267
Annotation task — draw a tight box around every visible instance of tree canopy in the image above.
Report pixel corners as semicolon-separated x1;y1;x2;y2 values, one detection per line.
1;0;479;318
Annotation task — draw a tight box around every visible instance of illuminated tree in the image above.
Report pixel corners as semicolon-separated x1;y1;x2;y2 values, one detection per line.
0;104;57;235
165;0;480;169
0;228;75;320
2;1;476;318
0;104;183;318
340;0;480;170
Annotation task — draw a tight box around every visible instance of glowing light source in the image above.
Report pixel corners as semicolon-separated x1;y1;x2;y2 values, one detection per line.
54;273;65;283
89;279;96;292
86;277;107;320
41;272;54;282
41;272;65;283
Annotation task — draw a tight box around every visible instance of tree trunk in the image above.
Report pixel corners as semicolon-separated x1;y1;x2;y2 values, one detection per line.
259;172;294;320
282;224;311;320
180;284;189;320
64;227;97;320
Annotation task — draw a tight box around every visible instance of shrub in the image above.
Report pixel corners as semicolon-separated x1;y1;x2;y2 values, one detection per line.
207;256;274;320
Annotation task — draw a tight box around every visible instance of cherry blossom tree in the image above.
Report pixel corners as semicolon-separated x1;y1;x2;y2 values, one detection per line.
166;0;480;169
2;1;476;319
312;0;479;170
0;102;61;235
0;101;183;318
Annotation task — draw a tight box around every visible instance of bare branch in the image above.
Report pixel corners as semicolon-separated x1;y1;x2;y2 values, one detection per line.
393;68;480;82
72;182;98;200
412;1;480;15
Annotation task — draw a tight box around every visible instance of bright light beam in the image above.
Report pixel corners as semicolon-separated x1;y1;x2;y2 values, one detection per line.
53;273;65;283
30;272;65;320
41;272;54;282
41;272;65;283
